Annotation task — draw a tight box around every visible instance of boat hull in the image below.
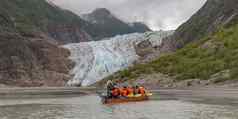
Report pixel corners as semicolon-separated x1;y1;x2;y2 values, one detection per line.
101;95;149;104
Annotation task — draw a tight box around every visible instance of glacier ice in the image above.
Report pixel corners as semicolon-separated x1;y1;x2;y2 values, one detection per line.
63;31;173;86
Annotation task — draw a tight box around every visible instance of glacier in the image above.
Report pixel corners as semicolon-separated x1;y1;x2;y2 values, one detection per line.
63;31;173;86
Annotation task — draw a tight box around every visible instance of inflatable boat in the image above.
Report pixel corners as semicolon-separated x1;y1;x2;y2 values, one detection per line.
100;93;152;104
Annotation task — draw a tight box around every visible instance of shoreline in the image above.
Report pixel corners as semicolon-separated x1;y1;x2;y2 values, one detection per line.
0;87;96;98
151;88;238;105
0;87;238;105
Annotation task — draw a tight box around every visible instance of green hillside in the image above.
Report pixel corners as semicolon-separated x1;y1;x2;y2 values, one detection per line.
106;23;238;83
0;0;85;33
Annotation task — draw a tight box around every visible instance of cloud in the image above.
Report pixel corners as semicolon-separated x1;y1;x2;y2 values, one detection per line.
51;0;207;30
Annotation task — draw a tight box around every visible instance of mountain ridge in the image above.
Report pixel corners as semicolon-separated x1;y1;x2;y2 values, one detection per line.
97;0;238;88
172;0;238;48
81;8;151;40
0;0;151;87
0;1;151;44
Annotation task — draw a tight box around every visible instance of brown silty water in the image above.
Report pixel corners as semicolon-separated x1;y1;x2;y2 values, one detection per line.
0;94;238;119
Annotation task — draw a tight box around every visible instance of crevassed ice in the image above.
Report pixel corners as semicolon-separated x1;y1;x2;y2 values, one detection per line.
63;31;173;86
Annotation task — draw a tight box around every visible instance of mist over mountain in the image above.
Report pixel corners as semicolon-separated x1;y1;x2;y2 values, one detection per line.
81;8;151;40
51;0;207;30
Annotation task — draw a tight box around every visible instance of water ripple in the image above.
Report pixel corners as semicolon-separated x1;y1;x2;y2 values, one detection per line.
0;95;237;119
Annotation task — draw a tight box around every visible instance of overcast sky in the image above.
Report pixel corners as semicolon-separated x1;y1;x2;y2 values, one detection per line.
50;0;207;31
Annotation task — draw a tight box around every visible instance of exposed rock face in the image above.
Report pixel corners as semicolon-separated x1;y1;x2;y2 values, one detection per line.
47;24;92;44
0;0;84;86
135;31;175;62
0;33;73;87
172;0;238;48
135;40;154;58
81;8;151;40
64;31;173;86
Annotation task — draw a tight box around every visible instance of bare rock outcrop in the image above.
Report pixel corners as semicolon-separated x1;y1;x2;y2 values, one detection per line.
0;33;73;87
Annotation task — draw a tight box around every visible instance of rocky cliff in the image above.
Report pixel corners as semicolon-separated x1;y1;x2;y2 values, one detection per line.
0;0;88;86
64;31;173;86
0;33;73;87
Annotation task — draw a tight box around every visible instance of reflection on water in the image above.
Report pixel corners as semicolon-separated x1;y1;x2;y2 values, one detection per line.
0;95;238;119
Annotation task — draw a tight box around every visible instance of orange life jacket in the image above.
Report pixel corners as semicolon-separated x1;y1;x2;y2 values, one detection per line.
112;88;120;96
121;88;128;97
127;87;134;95
119;88;124;96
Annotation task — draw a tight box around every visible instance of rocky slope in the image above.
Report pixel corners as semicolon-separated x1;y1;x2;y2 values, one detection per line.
64;31;173;86
81;8;151;40
0;33;73;87
97;0;238;88
0;0;87;86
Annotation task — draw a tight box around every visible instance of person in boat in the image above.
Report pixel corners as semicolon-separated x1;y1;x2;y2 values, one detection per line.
138;86;146;95
106;79;115;98
119;87;124;96
121;86;129;97
133;85;140;95
127;86;134;97
111;87;120;98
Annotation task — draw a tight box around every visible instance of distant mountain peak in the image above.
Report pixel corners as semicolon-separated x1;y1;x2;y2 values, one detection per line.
81;8;151;40
92;8;111;16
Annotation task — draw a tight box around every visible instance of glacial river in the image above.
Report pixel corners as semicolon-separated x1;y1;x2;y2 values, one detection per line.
0;94;238;119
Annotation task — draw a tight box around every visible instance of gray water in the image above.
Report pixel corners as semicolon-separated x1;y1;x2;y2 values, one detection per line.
0;95;238;119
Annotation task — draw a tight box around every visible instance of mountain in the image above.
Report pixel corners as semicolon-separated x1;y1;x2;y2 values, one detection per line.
63;31;172;86
0;0;152;87
81;8;151;40
129;22;152;33
0;0;92;44
0;0;90;86
99;0;238;88
172;0;238;48
0;1;151;44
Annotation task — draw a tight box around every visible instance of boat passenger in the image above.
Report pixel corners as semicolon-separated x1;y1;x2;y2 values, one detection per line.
127;86;134;97
112;87;120;98
121;86;129;97
106;80;115;98
138;86;146;95
119;87;123;96
133;85;140;95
